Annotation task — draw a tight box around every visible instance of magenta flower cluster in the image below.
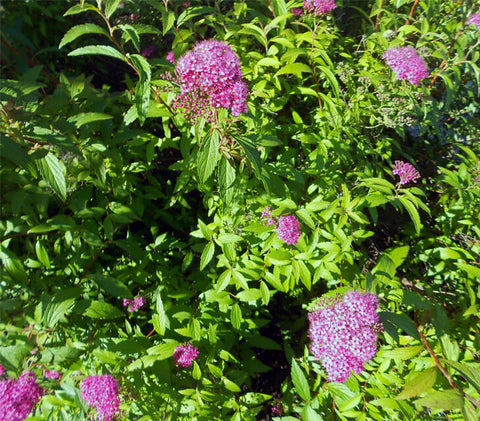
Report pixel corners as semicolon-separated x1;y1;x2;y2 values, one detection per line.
392;160;421;185
44;370;61;380
171;39;248;122
383;46;429;85
262;207;301;245
308;291;380;383
0;372;44;421
173;343;199;368
123;296;146;313
303;0;337;15
467;13;480;28
81;374;120;421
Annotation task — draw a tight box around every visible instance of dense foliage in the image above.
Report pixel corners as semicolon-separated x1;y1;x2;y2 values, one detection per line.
1;0;480;420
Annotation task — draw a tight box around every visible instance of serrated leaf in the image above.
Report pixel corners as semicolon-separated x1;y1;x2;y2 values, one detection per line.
231;303;242;329
68;45;125;62
444;360;480;394
68;112;112;128
197;130;219;184
236;289;261;302
90;274;131;298
35;241;50;267
291;359;311;401
378;345;424;360
63;3;101;16
37;152;67;200
379;312;421;340
276;62;312;77
154;288;167;336
192;361;201;380
84;300;124;319
224;378;241;392
218;156;236;206
397;196;422;235
414;389;464;410
0;135;29;168
129;54;151;124
260;281;270;305
395;367;437;400
104;0;122;18
59;24;108;49
216;269;232;293
200;241;215;270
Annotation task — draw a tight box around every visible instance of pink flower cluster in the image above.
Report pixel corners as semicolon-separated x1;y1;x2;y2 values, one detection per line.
81;374;120;421
0;364;5;376
166;51;175;64
173;343;199;368
308;291;380;383
392;160;421;185
262;207;301;245
44;370;61;380
0;372;44;421
171;39;248;121
303;0;337;15
467;13;480;28
123;296;146;313
383;46;429;85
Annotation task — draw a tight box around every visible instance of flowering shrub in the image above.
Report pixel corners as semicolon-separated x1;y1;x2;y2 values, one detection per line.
1;0;479;420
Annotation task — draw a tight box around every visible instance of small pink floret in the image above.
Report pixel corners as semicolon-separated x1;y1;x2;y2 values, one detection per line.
173;343;199;368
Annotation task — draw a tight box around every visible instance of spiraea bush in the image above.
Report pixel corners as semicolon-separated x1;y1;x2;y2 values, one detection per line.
1;1;479;420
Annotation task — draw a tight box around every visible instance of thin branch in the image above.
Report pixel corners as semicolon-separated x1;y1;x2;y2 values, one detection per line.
418;327;480;409
374;0;385;32
405;0;420;26
0;231;58;243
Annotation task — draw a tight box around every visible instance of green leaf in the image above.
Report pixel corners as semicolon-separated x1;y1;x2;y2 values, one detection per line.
216;269;232;293
36;152;67;200
0;135;29;168
395;367;437;400
302;405;322;421
208;363;223;378
68;45;125;62
397;196;422;235
84;300;124;319
89;274;131;298
235;135;262;178
276;63;312;78
378;345;424;360
218;156;236;206
129;54;151;124
414;389;464;410
318;65;340;98
192;361;201;380
0;345;30;369
154;288;167;336
444;360;480;394
231;303;242;329
200;241;215;270
224;378;241;392
379;312;421;340
35;241;50;267
260;281;270;306
63;3;101;16
237;289;261;302
291;359;311;401
104;0;122;18
268;250;292;265
68;112;113;128
197;130;220;184
59;24;108;49
177;6;217;27
162;10;176;35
